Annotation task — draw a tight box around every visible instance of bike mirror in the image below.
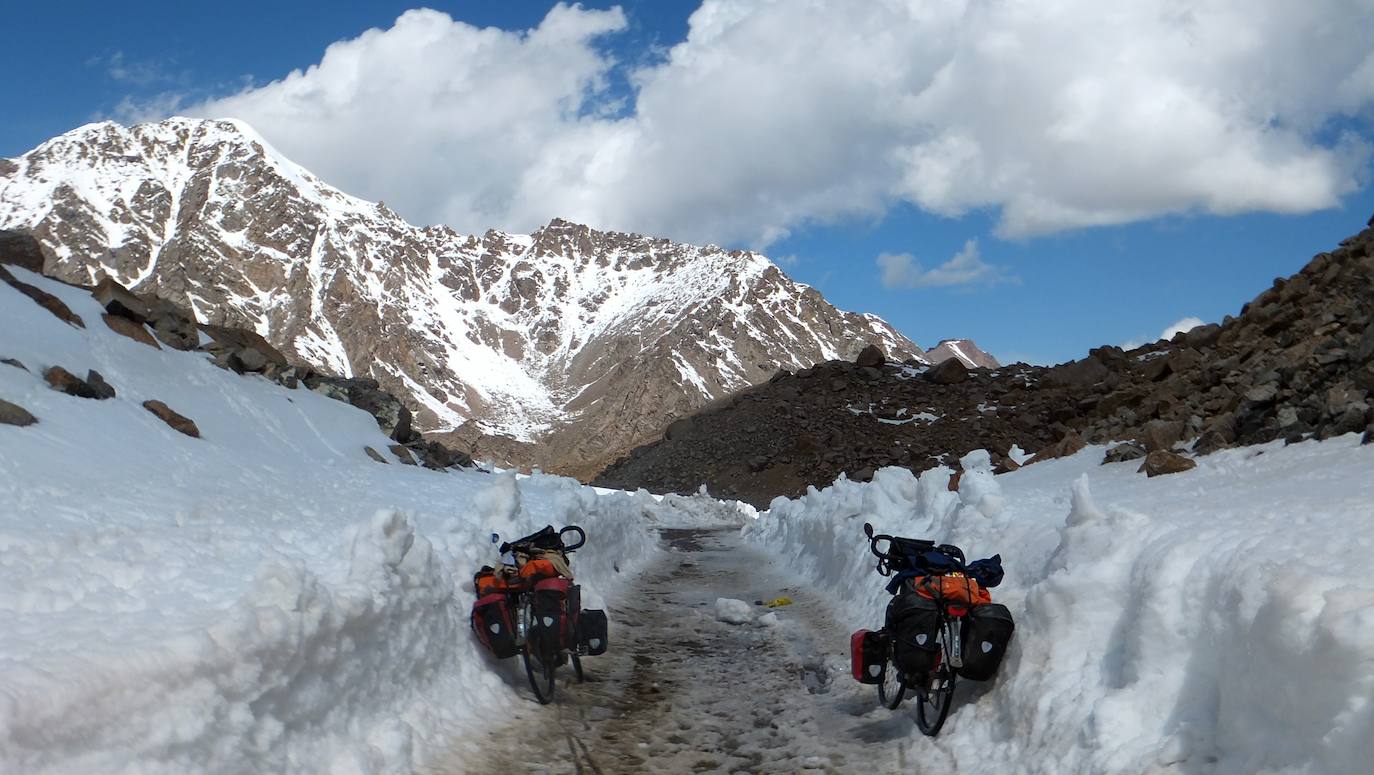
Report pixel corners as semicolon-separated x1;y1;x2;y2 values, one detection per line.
863;522;874;538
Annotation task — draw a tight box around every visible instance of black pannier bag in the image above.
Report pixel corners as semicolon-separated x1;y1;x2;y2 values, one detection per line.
471;593;519;659
850;629;887;684
958;603;1015;681
531;578;572;652
887;592;940;675
579;609;609;655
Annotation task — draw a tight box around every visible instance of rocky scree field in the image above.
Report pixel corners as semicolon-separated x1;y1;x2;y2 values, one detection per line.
595;214;1374;507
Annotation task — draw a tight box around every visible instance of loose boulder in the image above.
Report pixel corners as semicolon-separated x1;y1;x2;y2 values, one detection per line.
364;446;390;464
143;298;198;351
926;358;969;385
102;314;161;349
855;344;886;367
1139;419;1186;452
201;325;288;374
43;366;100;398
0;398;37;427
1044;357;1109;388
1102;442;1147;464
1026;431;1086;464
142;400;201;438
85;370;116;400
91;277;150;323
1138;450;1197;477
0;266;84;328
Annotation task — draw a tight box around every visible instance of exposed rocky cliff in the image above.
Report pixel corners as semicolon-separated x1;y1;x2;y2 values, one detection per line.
0;118;927;475
595;217;1374;507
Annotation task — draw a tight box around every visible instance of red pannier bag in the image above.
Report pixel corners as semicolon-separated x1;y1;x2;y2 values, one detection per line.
471;593;518;659
851;629;887;684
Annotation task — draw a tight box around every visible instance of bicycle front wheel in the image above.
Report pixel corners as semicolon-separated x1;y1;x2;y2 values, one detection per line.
522;642;556;704
915;665;954;736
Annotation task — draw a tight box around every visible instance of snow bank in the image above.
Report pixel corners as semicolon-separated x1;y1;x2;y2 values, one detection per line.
0;269;680;773
745;437;1374;774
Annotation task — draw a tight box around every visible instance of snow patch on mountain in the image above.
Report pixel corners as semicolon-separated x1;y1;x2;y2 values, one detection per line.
1;118;926;468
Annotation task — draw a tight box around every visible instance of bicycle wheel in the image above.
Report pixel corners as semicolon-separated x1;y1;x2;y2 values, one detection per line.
915;663;955;736
522;642;556;704
879;667;901;709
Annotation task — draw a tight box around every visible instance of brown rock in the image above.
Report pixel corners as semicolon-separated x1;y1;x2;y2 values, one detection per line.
1;358;27;372
200;325;288;371
0;398;37;426
1045;357;1109;388
855;344;886;367
364;446;390;464
144;298;199;351
1139;419;1186;452
1102;442;1147;464
947;469;963;491
91;277;150;323
390;443;417;465
85;370;116;400
0;266;85;328
102;314;161;349
926;358;969;385
1025;431;1087;464
1138;450;1197;477
0;230;46;273
44;366;99;398
142;400;200;438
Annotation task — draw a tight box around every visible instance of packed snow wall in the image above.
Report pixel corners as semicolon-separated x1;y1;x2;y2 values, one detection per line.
745;441;1374;774
0;267;673;773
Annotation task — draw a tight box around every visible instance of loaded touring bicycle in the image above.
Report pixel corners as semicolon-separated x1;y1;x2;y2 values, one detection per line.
851;522;1015;735
470;525;609;704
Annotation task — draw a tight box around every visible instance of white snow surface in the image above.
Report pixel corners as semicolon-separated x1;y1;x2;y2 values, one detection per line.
745;437;1374;774
0;268;696;774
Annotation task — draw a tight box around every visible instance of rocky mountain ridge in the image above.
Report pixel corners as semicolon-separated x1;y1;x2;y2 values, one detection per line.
595;216;1374;507
0;117;937;475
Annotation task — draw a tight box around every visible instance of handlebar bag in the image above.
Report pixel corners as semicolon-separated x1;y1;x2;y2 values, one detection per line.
887;592;940;676
851;629;888;684
579;609;609;656
471;593;519;659
957;603;1015;681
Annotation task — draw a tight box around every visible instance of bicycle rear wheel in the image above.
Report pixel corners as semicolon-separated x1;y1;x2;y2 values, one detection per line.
522;642;556;704
915;664;954;736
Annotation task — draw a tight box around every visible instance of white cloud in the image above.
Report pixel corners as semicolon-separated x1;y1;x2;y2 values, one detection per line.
877;239;1003;289
175;1;1374;245
1160;316;1206;340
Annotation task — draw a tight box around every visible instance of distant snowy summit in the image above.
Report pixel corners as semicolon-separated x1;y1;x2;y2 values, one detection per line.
926;339;999;369
0;117;933;474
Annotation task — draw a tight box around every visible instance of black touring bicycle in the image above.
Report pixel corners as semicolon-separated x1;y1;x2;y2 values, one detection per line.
851;523;1015;736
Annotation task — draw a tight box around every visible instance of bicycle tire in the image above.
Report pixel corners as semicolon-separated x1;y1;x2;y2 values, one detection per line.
878;669;905;709
522;641;556;704
915;664;954;736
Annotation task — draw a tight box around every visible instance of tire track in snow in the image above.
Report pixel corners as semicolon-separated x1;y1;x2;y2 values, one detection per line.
434;528;931;774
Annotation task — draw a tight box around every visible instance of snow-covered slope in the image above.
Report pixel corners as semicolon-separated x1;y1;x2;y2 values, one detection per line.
0;118;926;473
745;440;1374;773
0;266;698;773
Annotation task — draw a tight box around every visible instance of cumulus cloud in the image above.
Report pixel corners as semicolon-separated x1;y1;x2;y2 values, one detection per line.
877;240;1003;289
178;1;1374;245
1160;316;1206;340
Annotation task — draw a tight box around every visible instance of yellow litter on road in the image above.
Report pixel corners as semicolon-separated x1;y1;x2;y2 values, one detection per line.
765;597;793;608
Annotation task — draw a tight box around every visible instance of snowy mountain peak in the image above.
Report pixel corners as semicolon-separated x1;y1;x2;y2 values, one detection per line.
1;117;927;473
926;338;999;369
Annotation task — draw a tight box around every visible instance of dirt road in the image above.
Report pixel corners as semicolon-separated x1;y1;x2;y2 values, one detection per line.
434;528;938;774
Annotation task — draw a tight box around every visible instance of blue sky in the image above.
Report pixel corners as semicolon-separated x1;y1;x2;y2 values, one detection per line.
4;1;1373;365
